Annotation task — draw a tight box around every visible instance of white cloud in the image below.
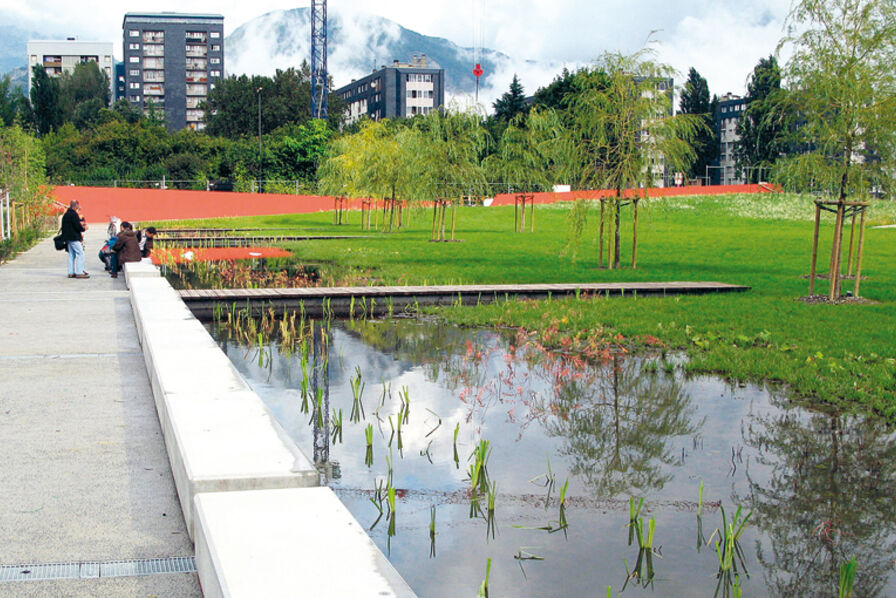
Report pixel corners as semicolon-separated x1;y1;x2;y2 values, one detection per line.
2;0;792;99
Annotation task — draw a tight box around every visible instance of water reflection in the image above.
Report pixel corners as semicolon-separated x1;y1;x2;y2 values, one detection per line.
741;394;896;598
208;316;896;597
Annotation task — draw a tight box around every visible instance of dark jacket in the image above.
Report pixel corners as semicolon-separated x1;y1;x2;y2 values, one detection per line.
112;230;142;263
60;208;85;242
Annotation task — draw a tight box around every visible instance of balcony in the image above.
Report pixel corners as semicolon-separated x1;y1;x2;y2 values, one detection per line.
185;45;207;58
186;71;208;83
142;31;164;43
185;31;207;43
185;58;207;70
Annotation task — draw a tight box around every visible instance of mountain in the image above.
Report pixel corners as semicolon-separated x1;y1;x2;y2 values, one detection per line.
0;24;38;91
226;8;553;102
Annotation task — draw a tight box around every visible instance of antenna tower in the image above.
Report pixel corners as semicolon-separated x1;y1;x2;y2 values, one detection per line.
311;0;328;119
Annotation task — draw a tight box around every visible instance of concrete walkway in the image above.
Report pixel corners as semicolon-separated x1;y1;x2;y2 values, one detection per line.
0;228;201;596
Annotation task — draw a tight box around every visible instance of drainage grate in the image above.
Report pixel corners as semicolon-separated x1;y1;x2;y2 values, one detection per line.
0;557;196;583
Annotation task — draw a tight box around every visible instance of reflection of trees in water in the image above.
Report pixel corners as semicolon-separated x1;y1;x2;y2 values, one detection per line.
539;354;698;497
741;394;896;598
345;320;700;499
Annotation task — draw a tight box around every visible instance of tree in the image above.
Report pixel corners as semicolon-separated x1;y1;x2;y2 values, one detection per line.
492;74;528;122
735;56;790;183
30;65;63;136
568;49;703;268
777;0;896;201
532;68;583;112
0;75;21;127
61;61;110;113
678;67;718;181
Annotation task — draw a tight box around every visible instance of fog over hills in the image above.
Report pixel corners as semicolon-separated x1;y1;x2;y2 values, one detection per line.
226;7;569;106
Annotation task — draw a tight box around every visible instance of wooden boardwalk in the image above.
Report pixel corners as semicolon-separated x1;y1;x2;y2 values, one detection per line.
179;281;750;319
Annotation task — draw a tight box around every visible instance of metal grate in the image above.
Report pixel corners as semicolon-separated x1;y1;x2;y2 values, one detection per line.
0;557;196;583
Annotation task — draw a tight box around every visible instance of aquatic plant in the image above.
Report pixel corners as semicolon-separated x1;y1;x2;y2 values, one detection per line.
839;556;857;598
476;557;492;598
429;505;437;558
350;366;366;423
330;408;343;443
364;424;374;467
468;439;492;495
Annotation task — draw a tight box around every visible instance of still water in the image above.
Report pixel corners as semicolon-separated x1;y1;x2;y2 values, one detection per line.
209;318;896;598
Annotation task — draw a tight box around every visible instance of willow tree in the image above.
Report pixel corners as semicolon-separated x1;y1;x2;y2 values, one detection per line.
318;119;419;231
777;0;896;200
411;108;490;241
488;106;574;193
568;50;704;268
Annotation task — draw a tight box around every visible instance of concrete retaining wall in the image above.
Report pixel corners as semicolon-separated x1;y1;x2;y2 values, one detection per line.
124;261;417;596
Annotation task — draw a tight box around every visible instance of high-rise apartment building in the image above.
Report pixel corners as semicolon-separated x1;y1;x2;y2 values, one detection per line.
334;55;445;125
712;93;746;185
26;39;115;98
122;12;224;131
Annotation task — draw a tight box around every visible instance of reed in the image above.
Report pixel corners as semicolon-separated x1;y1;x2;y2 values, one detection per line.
476;557;492;598
453;423;460;469
330;408;343;443
429;505;437;558
468;439;491;495
364;424;374;467
350;366;366;423
839;556;857;598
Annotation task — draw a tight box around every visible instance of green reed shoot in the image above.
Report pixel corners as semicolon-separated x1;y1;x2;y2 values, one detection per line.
839;556;857;598
420;440;433;464
476;557;492;598
607;587;612;598
350;366;365;423
468;439;492;494
349;295;356;321
698;480;705;516
379;378;391;407
369;478;385;530
364;424;374;467
385;447;394;488
399;385;410;423
453;423;460;469
331;408;343;443
299;351;310;414
314;386;324;428
396;412;404;456
387;483;397;539
429;505;437;557
628;497;644;546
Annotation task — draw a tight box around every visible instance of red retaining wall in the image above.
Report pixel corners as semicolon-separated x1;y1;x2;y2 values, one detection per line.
52;183;777;224
491;184;776;206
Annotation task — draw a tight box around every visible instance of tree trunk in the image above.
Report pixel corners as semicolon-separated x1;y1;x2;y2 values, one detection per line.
613;192;622;270
598;199;605;268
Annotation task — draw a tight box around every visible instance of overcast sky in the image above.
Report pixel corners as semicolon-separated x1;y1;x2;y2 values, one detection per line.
1;0;793;100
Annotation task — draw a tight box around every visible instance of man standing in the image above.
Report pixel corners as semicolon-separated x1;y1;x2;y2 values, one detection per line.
61;200;88;279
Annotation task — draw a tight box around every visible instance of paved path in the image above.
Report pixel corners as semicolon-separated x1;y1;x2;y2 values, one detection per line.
0;228;200;596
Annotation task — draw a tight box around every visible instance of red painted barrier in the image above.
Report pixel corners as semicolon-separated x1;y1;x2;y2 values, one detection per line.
150;247;293;265
51;183;778;225
491;184;777;206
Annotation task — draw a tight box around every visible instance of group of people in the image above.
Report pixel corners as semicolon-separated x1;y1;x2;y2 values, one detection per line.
60;201;156;279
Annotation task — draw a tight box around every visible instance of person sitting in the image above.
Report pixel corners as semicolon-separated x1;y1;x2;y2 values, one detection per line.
138;226;157;258
98;234;118;272
110;221;142;278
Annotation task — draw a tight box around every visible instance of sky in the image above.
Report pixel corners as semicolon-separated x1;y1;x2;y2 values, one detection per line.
1;0;794;102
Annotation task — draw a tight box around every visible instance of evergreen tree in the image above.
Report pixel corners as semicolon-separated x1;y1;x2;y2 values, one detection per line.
677;67;718;181
30;65;63;136
735;56;790;182
492;74;528;122
532;68;581;112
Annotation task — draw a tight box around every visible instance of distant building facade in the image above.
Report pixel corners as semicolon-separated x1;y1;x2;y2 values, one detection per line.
712;93;746;185
334;55;445;125
26;39;114;98
122;12;224;131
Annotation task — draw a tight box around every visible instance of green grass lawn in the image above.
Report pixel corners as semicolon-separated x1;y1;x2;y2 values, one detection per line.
147;193;896;419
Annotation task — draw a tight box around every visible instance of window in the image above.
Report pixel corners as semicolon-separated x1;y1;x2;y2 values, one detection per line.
185;44;207;57
186;70;207;83
143;57;164;69
210;70;221;78
144;70;164;82
186;58;207;70
186;83;207;96
129;56;140;63
129;30;139;37
210;31;220;38
129;69;140;76
186;31;207;42
424;74;432;82
129;94;141;102
209;57;220;65
143;83;164;95
143;44;164;57
186;109;204;121
129;82;140;89
142;31;164;43
129;43;140;50
211;44;220;52
186;97;203;108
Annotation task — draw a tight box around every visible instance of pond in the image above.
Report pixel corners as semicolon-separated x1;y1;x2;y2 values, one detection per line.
207;316;896;597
